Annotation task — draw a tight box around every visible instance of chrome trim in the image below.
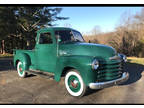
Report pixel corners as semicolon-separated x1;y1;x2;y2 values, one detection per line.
89;72;129;89
123;55;127;62
92;59;99;70
109;55;121;60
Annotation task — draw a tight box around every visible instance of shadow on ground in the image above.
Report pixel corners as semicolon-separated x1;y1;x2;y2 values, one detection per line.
121;63;144;85
0;58;14;71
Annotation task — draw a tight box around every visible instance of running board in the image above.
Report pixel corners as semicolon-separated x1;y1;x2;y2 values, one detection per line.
26;70;54;79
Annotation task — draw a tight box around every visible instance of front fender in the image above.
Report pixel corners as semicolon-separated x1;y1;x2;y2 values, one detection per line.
14;53;31;70
54;55;94;85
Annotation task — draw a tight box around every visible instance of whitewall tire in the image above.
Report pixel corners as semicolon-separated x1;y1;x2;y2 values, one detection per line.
65;69;87;97
17;61;27;78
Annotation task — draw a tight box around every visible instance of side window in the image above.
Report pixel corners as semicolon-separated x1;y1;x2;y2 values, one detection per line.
39;32;53;44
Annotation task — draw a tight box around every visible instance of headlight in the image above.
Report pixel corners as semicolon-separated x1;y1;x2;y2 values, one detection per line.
122;55;127;62
118;54;127;62
92;59;99;70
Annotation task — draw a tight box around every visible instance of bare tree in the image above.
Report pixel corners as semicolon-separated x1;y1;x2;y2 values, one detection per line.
91;25;101;36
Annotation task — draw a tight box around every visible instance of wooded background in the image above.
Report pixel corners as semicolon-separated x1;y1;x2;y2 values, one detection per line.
0;7;68;54
84;8;144;57
0;7;144;57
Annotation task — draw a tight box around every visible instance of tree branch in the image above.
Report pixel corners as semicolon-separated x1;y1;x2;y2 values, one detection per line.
31;20;40;28
19;23;28;32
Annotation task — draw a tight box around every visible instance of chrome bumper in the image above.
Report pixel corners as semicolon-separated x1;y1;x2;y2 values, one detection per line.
89;72;129;89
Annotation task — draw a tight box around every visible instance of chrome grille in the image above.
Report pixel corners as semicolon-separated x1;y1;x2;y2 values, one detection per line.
96;60;123;82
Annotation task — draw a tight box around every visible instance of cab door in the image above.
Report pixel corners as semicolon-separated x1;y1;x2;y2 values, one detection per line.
35;31;57;73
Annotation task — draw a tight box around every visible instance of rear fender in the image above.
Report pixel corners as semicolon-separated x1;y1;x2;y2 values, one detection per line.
14;53;31;70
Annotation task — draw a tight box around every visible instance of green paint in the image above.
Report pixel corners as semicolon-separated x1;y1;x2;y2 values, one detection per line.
35;29;57;72
14;27;124;86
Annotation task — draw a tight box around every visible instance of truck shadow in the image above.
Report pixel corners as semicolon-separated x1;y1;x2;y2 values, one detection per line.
120;62;144;85
0;58;14;71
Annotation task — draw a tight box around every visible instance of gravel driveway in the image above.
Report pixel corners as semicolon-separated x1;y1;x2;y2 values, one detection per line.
0;58;144;104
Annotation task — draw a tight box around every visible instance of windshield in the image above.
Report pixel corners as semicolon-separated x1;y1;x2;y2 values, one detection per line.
55;30;84;43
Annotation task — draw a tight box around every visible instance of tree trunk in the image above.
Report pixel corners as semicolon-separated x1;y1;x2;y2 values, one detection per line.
26;39;30;50
2;40;5;54
0;41;2;54
0;48;2;54
26;32;31;50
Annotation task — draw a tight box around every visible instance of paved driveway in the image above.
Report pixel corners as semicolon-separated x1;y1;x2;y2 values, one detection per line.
0;58;144;104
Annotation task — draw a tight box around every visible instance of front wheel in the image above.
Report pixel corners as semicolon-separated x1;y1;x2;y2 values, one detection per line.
17;61;27;78
65;69;87;97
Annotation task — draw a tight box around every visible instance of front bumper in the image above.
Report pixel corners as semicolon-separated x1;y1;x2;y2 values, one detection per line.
89;72;129;89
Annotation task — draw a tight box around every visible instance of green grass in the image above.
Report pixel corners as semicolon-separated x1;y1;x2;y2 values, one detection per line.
0;53;13;58
127;57;144;65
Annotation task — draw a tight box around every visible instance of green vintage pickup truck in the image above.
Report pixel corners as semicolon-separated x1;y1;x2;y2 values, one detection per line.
14;27;129;97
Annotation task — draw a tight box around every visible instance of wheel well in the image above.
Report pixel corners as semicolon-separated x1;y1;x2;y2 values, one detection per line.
61;67;75;77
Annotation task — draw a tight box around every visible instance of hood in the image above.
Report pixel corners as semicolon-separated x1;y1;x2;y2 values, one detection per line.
59;42;117;59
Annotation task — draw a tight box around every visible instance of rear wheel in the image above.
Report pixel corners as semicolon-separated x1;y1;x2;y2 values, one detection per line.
65;69;87;97
17;61;27;78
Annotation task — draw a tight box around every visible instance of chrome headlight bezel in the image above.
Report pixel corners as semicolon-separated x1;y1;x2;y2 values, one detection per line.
118;54;127;62
122;55;127;62
92;59;99;70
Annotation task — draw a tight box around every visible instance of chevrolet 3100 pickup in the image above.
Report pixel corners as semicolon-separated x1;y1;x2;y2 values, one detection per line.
13;27;129;97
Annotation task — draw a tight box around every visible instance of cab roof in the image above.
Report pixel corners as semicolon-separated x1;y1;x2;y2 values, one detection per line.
37;27;76;33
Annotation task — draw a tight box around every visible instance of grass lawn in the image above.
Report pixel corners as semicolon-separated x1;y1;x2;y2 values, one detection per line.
127;57;144;65
0;53;13;58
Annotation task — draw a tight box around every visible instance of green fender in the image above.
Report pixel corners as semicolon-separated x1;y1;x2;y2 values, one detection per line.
14;53;31;70
54;56;94;85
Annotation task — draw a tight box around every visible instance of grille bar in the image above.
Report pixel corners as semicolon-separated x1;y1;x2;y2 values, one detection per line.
97;71;122;78
98;64;122;70
97;59;123;82
97;74;122;82
98;68;122;73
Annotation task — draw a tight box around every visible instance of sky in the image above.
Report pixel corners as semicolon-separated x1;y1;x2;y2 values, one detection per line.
55;7;143;34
